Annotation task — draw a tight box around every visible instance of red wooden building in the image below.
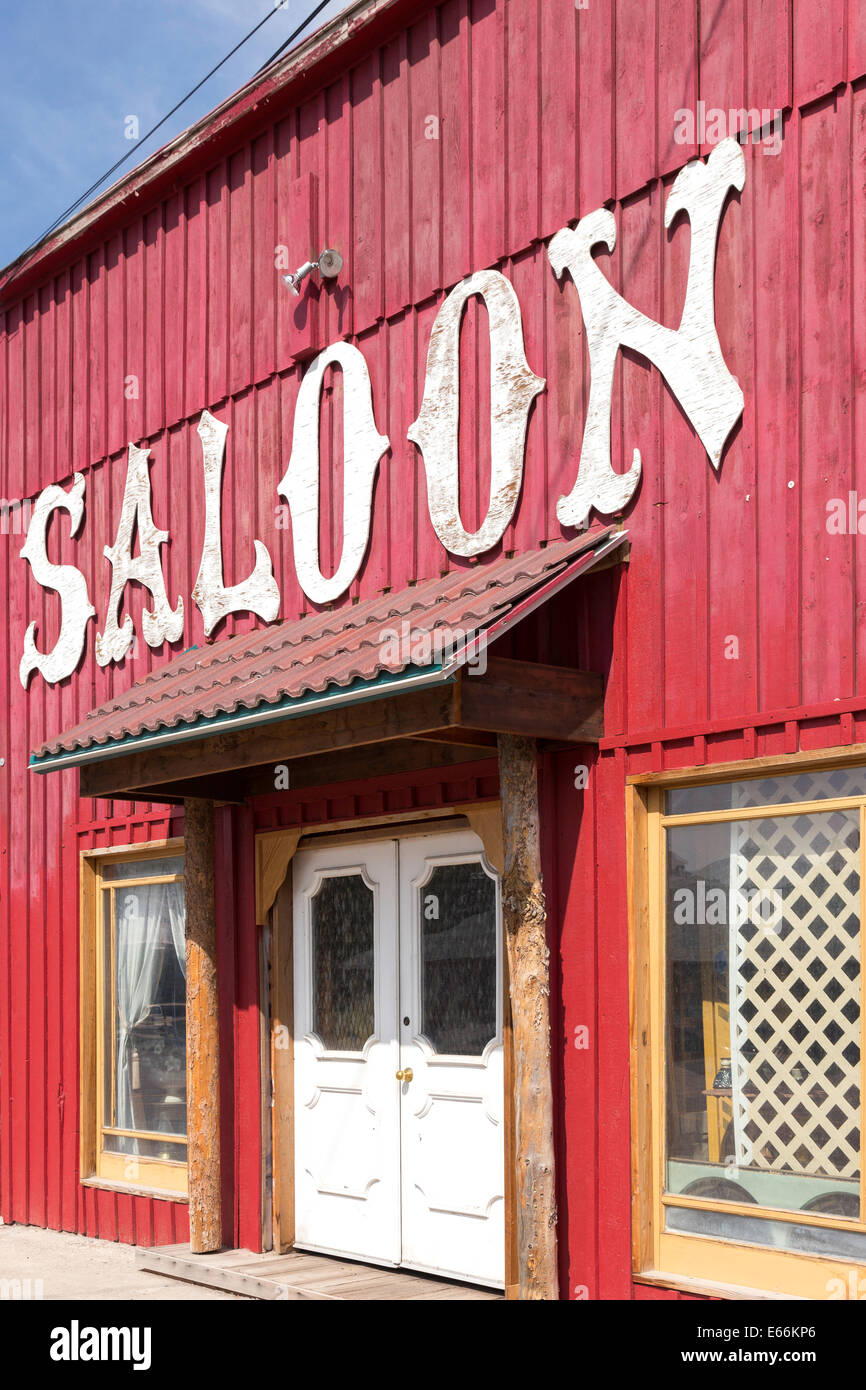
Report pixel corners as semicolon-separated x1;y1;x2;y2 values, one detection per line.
2;0;866;1301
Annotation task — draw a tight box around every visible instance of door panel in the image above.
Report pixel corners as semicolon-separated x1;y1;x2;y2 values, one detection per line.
291;828;505;1287
292;841;400;1265
398;832;505;1286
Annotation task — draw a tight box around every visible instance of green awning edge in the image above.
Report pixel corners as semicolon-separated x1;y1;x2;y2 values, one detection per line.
29;663;455;775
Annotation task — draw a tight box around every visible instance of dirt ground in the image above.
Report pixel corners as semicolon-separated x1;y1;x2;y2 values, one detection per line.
0;1223;245;1300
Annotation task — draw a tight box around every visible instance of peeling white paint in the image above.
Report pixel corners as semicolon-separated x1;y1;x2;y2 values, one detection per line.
96;442;184;665
19;474;95;687
408;270;546;557
548;136;745;529
279;341;390;605
192;410;280;635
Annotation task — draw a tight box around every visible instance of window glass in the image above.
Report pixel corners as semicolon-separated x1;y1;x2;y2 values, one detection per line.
312;873;375;1051
664;810;861;1224
420;861;497;1055
667;766;866;816
102;873;187;1162
101;856;184;880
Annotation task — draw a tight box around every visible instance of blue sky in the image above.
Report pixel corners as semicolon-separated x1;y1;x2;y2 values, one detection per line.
0;0;347;270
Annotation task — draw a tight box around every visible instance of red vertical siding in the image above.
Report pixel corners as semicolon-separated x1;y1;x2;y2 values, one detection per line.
0;0;864;1293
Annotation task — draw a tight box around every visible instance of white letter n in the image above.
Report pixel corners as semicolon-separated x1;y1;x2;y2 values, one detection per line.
547;137;745;529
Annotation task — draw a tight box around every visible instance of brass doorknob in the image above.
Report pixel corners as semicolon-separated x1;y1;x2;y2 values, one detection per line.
395;1068;414;1083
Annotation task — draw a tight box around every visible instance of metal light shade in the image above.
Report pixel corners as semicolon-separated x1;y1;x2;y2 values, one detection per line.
280;249;343;295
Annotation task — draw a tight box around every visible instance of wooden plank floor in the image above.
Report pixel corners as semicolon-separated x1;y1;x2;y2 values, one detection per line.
135;1244;504;1301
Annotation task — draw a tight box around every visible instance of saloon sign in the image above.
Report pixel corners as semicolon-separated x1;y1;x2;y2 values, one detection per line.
19;138;745;688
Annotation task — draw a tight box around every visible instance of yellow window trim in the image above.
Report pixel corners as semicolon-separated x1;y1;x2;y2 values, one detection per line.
80;838;188;1199
628;752;866;1301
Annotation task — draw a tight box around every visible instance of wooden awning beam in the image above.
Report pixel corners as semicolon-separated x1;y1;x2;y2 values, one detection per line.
90;739;493;806
79;657;603;801
413;729;499;748
459;658;602;741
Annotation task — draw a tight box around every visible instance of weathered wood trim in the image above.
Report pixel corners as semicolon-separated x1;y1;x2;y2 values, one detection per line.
455;800;505;876
116;740;494;804
297;815;469;850
460;658;603;742
259;920;273;1252
414;729;499;749
256;828;302;926
627;783;654;1275
79;853;98;1184
254;828;303;1252
79;836;185;861
184;798;221;1253
267;739;492;787
298;806;468;839
80;684;460;798
80;1176;189;1203
111;782;244;806
270;876;295;1253
626;741;866;787
503;897;519;1298
632;1270;794;1301
497;735;558;1300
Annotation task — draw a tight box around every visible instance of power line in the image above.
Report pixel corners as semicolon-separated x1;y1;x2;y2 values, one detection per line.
256;0;335;73
11;5;281;263
1;0;333;296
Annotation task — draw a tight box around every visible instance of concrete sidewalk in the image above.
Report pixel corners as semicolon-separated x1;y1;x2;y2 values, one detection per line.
0;1224;245;1300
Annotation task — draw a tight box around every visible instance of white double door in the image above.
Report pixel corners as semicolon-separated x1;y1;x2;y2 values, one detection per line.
292;828;504;1287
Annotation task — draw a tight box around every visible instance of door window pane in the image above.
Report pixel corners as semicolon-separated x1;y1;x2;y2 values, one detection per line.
420;861;497;1055
665;810;861;1223
312;873;375;1051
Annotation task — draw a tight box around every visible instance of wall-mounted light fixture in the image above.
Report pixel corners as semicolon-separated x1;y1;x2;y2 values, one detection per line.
281;247;344;296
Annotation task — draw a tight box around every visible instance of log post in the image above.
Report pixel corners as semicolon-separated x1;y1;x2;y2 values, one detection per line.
184;798;221;1253
497;734;559;1300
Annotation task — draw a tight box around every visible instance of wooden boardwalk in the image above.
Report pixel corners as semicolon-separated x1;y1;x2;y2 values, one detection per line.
135;1244;504;1301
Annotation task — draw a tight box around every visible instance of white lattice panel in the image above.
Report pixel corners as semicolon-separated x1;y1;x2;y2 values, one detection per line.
728;772;861;1180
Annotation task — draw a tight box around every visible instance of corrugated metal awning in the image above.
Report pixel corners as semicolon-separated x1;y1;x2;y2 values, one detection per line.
30;527;626;774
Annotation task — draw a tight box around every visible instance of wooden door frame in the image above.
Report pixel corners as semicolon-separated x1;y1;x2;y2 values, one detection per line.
269;872;295;1253
257;808;519;1291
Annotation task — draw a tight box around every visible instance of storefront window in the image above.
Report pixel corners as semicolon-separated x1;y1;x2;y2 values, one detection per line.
82;846;188;1196
632;762;866;1296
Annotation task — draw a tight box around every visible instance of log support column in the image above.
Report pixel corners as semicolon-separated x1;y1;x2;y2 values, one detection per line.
497;734;559;1300
184;798;221;1253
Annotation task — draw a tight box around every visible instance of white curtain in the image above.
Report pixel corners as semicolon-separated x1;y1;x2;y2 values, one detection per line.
164;882;186;980
115;882;186;1151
